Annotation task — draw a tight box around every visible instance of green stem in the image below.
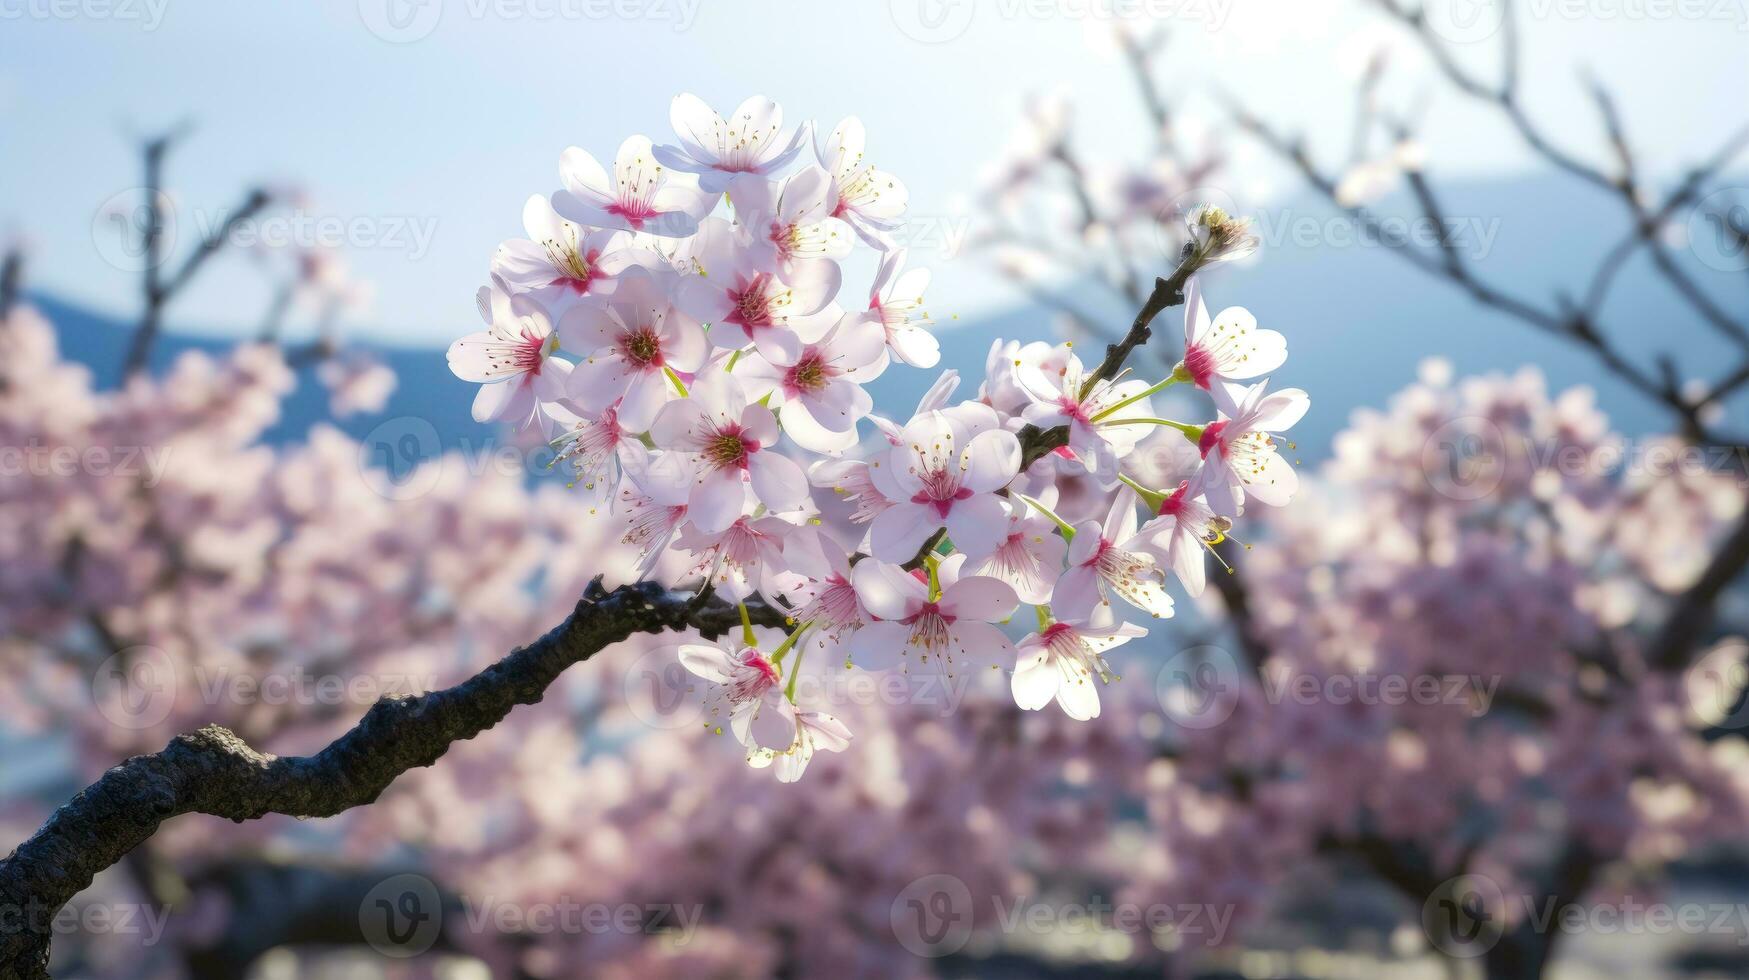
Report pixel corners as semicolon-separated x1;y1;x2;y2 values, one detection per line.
664;366;690;397
770;619;813;667
1089;372;1185;422
784;642;807;701
1099;417;1205;443
1034;603;1052;632
1116;473;1168;512
1014;493;1078;540
739;603;756;648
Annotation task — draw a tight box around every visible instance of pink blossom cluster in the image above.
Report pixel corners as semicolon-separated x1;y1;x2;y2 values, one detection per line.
1120;362;1749;943
446;95;1311;781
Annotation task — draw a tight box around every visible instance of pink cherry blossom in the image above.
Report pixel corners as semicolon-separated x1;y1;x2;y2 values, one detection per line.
1178;274;1286;392
864;248;938;369
1053;489;1175;622
966;497;1069;605
1134;479;1228;597
1017;346;1157;488
866;410;1021;563
815;116;909;248
649;367;808;531
675;218;839;361
492;194;656;312
554;135;711;238
735;314;886;454
654;94;811;195
1011;619;1148;720
557;268;708;430
677;640;793;752
849;554;1019;673
447;284;571;433
1190;379;1310;515
726;166;852;282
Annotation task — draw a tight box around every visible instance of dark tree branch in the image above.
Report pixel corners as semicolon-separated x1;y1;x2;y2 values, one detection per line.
121;130;273;379
1651;506;1749;672
0;248;21;319
0;580;787;978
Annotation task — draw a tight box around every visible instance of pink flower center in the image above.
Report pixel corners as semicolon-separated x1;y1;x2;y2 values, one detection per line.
1182;342;1217;389
727;648;780;702
514;327;549;374
1198;420;1229;459
1041;622;1075;643
704;426;759;471
1056;395;1090;423
546;245;602;294
606;199;661;229
617;326;666;368
912;477;973;518
726;274;776;331
1158;480;1192;516
783;351;836;395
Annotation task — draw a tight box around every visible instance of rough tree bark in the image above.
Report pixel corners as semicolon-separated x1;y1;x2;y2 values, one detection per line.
0;581;789;979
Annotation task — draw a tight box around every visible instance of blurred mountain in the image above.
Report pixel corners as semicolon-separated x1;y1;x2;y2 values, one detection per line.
27;173;1747;463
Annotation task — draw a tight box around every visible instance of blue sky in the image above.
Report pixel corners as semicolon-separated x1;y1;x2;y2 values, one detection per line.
2;0;1745;344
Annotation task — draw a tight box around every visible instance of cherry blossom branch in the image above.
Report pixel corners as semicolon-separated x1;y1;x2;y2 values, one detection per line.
0;580;787;978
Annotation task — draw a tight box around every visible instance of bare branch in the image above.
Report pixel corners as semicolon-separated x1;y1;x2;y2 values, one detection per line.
121;130;274;378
